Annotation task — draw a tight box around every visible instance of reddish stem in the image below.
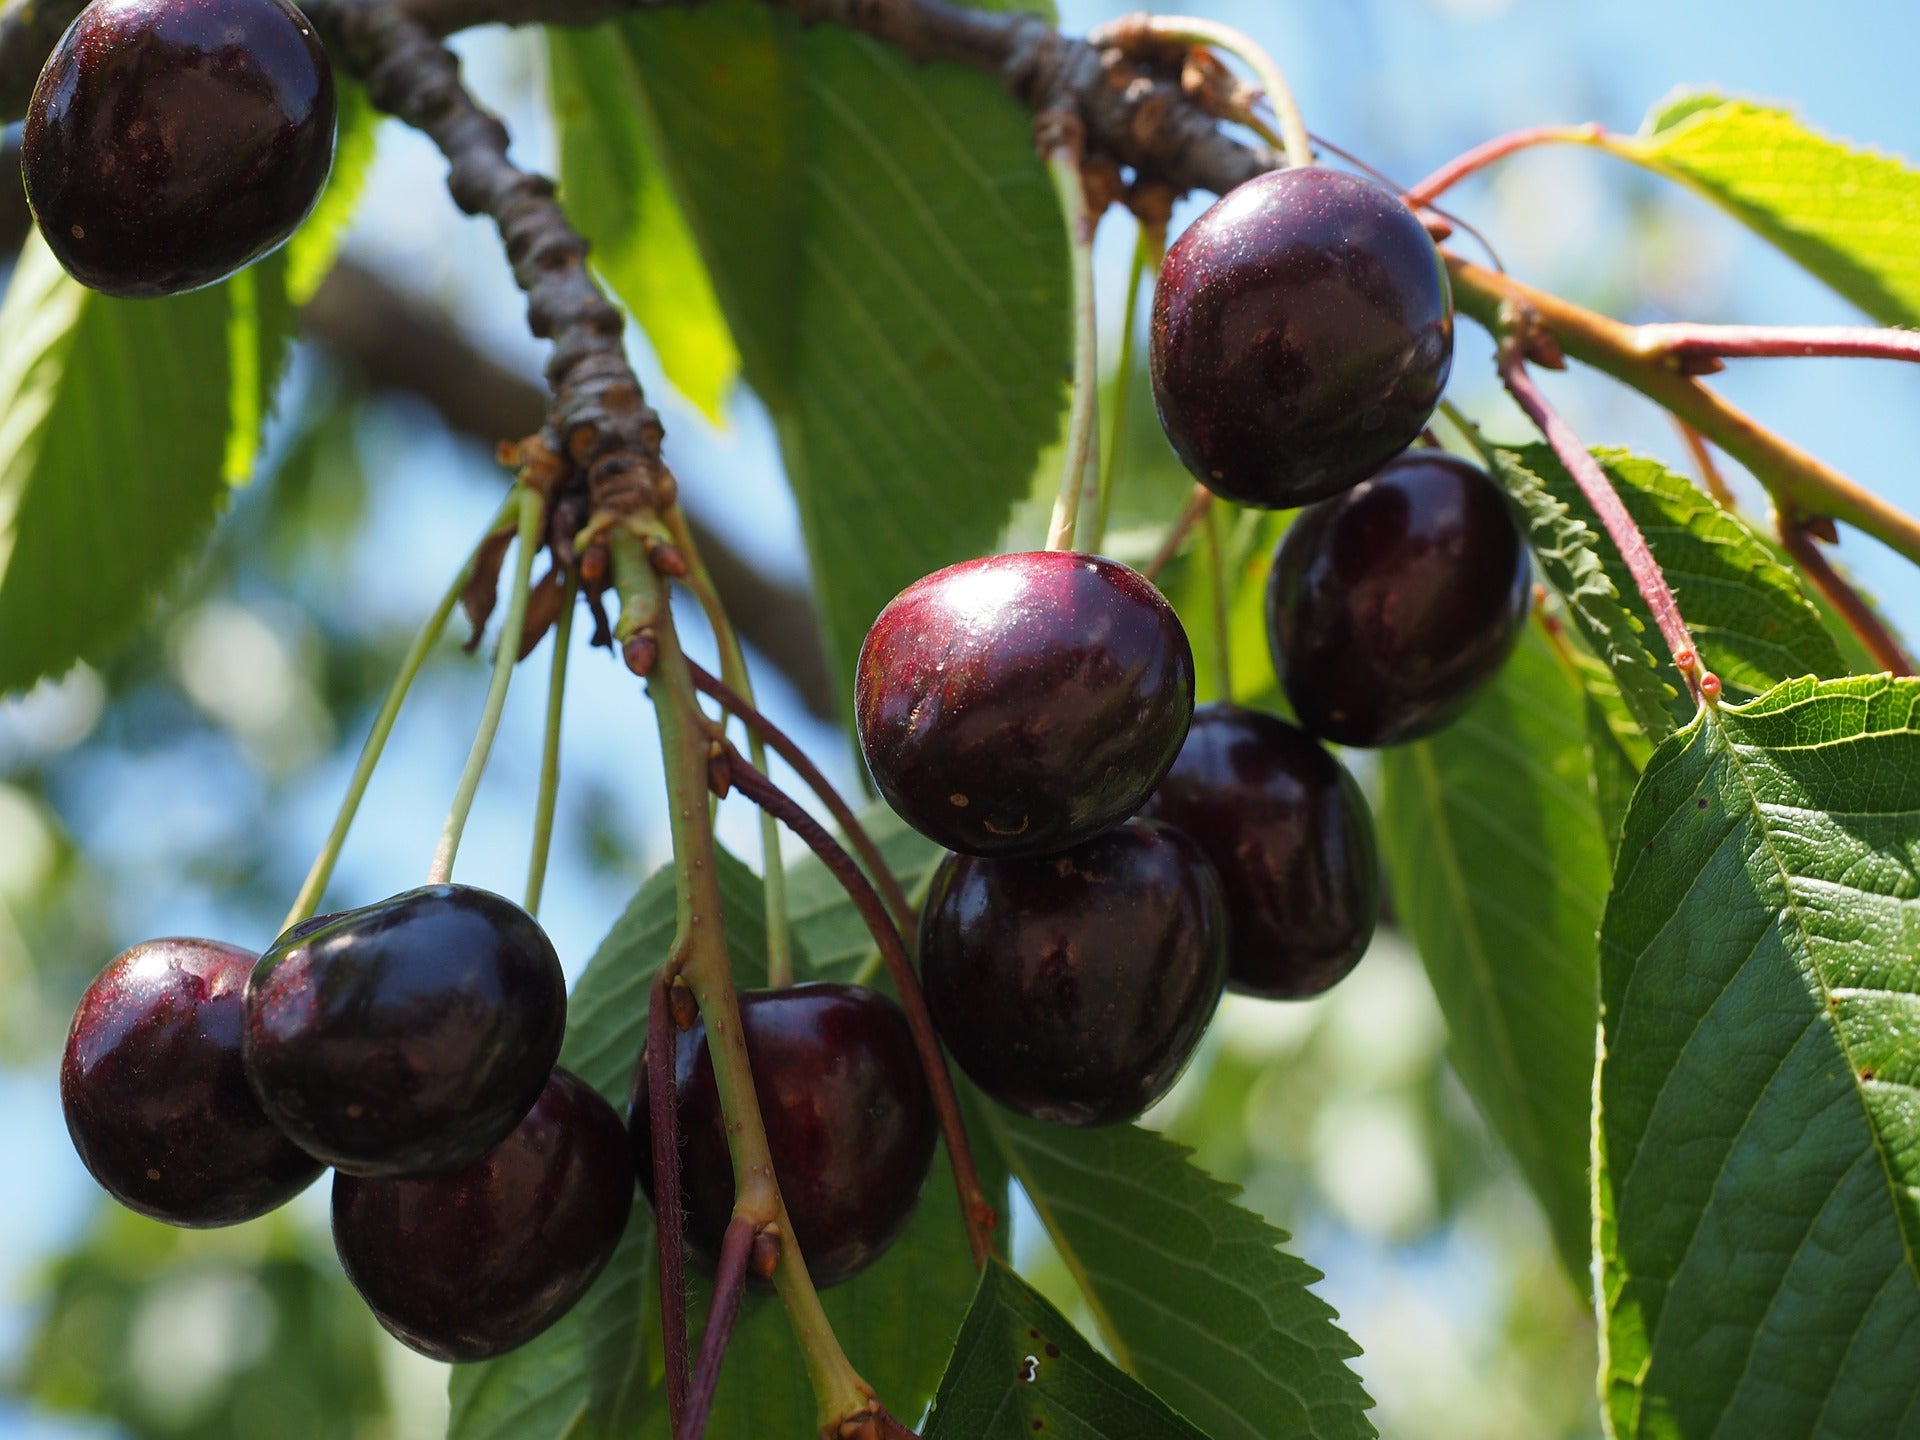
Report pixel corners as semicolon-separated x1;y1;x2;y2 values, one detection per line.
1777;514;1915;676
1635;322;1920;371
1499;347;1700;684
722;746;996;1269
1672;417;1735;509
685;660;916;935
1403;123;1604;208
675;1216;754;1440
649;971;691;1431
1143;484;1214;582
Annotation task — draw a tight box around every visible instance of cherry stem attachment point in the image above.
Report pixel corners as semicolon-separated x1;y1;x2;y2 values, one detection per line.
523;570;578;916
1111;14;1313;170
1046;142;1101;553
1777;513;1915;676
676;1215;754;1440
1403;123;1606;209
428;484;545;886
1498;344;1701;690
1143;483;1214;582
685;660;916;937
723;745;996;1270
281;494;518;932
650;970;691;1433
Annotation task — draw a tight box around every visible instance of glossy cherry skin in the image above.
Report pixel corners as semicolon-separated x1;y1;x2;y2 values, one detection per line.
60;938;323;1227
1150;167;1453;509
630;983;936;1289
920;819;1228;1126
856;551;1195;859
1141;705;1379;998
1267;450;1531;748
243;884;566;1178
22;0;335;297
332;1067;633;1362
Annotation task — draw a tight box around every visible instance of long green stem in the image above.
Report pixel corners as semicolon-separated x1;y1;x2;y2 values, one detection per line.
1203;495;1234;700
1046;145;1100;553
610;533;874;1433
428;486;544;886
281;496;516;932
524;570;578;917
1090;220;1165;554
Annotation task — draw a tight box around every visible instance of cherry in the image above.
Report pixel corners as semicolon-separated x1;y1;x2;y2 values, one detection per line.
1150;167;1453;509
630;983;935;1289
919;819;1228;1126
1141;705;1379;998
61;938;322;1227
21;0;335;298
1267;450;1531;748
332;1067;632;1362
243;884;566;1178
856;551;1194;859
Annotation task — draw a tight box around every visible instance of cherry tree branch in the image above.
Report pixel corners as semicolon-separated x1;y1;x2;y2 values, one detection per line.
1627;322;1920;371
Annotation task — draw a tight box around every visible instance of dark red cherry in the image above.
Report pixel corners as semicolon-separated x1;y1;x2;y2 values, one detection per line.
920;819;1228;1126
1141;705;1379;998
61;938;322;1227
1150;167;1453;508
21;0;335;297
855;551;1194;858
243;884;566;1178
1267;450;1531;748
332;1067;633;1362
630;983;936;1289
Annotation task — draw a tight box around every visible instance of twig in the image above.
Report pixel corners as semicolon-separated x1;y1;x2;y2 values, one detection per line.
1629;322;1920;371
1402;123;1605;208
649;971;691;1433
722;745;996;1270
685;660;916;937
676;1216;754;1440
1142;484;1214;581
1672;417;1736;509
1777;514;1914;676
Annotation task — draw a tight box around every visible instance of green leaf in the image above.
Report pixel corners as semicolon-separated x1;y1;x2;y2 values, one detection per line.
285;78;381;306
544;33;739;421
1514;445;1844;716
0;235;291;696
976;1107;1376;1440
924;1261;1208;1440
1597;675;1920;1438
1483;445;1677;741
1626;92;1920;326
1379;627;1610;1280
450;844;976;1440
614;0;1071;700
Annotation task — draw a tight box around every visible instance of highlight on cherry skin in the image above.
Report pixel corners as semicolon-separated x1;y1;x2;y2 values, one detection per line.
855;548;1195;860
1150;165;1454;510
21;0;337;297
630;982;938;1289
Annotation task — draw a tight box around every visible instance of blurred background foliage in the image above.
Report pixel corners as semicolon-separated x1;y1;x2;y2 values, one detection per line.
4;1;1920;1438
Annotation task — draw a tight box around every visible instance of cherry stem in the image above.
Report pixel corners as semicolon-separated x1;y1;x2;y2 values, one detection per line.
665;509;794;989
1110;14;1313;170
1672;417;1736;509
1046;143;1101;553
1143;483;1214;582
1629;322;1920;370
1402;123;1606;208
675;1219;751;1440
722;745;996;1270
281;494;516;932
523;570;578;917
685;660;916;937
1090;218;1165;554
1777;513;1915;676
1498;345;1700;687
649;970;692;1433
429;484;544;885
1202;496;1234;700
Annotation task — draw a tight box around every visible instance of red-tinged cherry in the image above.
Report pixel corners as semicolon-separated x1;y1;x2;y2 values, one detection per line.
61;938;322;1227
1150;167;1453;508
630;983;935;1289
1267;450;1531;748
332;1067;633;1362
1141;705;1379;998
21;0;335;297
243;884;566;1178
919;819;1228;1126
856;551;1195;858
